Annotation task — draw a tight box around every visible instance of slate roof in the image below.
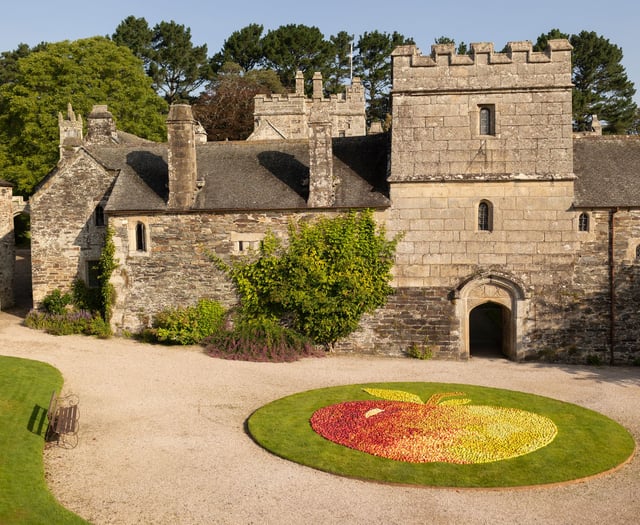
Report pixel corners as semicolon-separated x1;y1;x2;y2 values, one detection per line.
574;136;640;208
101;134;390;213
0;178;12;187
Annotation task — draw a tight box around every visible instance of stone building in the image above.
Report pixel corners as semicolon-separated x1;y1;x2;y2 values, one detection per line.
247;71;366;140
13;38;640;363
0;179;15;309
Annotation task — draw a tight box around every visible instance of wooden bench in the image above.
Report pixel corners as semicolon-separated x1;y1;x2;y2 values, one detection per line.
47;391;79;448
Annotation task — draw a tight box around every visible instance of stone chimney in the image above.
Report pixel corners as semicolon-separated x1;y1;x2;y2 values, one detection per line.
307;107;337;207
86;105;117;145
167;104;199;209
295;70;305;96
312;72;323;100
58;103;83;160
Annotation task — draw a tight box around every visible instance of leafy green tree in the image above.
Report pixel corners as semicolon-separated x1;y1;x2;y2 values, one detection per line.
0;42;47;85
210;23;265;72
326;31;354;94
0;37;167;195
355;30;414;123
111;15;153;65
193;62;286;141
261;24;332;91
219;210;399;347
534;29;637;133
147;20;211;103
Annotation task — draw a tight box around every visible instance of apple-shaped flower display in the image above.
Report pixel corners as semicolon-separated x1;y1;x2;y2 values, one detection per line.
310;389;558;464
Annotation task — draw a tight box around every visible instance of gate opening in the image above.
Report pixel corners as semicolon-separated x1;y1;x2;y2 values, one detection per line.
469;302;508;358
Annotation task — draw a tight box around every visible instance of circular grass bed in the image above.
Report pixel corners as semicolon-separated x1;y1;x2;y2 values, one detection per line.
247;382;635;488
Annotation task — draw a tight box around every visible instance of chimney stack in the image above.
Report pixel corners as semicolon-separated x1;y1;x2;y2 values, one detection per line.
167;104;199;209
307;107;337;207
86;105;117;145
58;103;83;160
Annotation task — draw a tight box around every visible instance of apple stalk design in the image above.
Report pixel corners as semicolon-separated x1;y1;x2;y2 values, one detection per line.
310;389;558;464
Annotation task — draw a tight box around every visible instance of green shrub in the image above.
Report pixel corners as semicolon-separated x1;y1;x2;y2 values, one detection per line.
203;317;324;362
24;310;111;337
41;289;72;315
72;278;101;313
150;299;226;345
214;210;400;348
406;339;433;360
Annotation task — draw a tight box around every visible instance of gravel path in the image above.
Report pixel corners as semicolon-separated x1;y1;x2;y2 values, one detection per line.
1;309;638;525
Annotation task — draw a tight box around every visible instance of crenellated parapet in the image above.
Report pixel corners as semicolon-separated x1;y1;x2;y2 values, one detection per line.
248;72;366;140
389;39;574;182
392;40;573;93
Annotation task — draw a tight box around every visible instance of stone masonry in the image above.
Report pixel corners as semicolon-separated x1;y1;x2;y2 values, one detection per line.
248;71;366;140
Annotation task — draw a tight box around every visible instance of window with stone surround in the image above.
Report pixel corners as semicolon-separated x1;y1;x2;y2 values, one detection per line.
578;213;590;232
636;244;640;260
231;232;265;254
135;222;147;252
479;105;495;136
478;200;493;231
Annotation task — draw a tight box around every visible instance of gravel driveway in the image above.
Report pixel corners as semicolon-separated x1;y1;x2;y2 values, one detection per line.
1;309;638;525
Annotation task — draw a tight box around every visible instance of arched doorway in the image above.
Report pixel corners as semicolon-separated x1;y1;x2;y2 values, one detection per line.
469;301;509;358
454;274;527;361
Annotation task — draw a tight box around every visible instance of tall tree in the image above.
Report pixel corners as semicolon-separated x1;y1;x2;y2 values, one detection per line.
326;31;354;94
210;24;265;73
111;15;153;66
0;36;167;195
355;30;414;123
0;42;47;85
193;63;285;141
534;29;637;134
147;20;211;103
261;24;332;91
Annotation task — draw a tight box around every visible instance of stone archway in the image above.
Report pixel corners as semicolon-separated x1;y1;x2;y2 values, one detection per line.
454;275;527;361
469;301;509;357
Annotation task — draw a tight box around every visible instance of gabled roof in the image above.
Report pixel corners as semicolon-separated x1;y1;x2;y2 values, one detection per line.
0;179;12;187
100;134;390;213
574;136;640;208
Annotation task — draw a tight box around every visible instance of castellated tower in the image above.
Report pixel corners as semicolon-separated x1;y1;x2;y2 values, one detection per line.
389;40;574;182
385;39;577;361
248;71;367;140
167;104;199;209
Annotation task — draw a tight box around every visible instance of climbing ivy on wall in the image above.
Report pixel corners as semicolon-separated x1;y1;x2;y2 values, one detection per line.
97;226;118;322
215;210;399;347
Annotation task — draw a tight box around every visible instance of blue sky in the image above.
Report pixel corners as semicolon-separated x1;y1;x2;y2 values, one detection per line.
2;0;639;102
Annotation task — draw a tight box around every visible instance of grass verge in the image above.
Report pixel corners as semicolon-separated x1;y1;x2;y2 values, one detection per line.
247;382;635;488
0;355;88;524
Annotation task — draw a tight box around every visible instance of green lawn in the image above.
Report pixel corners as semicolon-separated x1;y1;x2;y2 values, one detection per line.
248;382;636;487
0;355;88;524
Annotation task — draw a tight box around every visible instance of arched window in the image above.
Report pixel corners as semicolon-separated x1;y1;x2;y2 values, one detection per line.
478;200;492;231
95;204;105;227
578;213;589;232
479;105;495;136
135;222;147;252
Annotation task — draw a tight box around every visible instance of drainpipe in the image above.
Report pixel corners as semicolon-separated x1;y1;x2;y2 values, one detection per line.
608;208;618;365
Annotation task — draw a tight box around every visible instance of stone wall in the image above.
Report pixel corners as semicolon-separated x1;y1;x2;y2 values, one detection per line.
0;183;15;309
109;209;345;333
30;154;113;305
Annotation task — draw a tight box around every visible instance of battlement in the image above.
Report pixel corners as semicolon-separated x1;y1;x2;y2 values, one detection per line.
248;71;366;140
392;39;573;93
